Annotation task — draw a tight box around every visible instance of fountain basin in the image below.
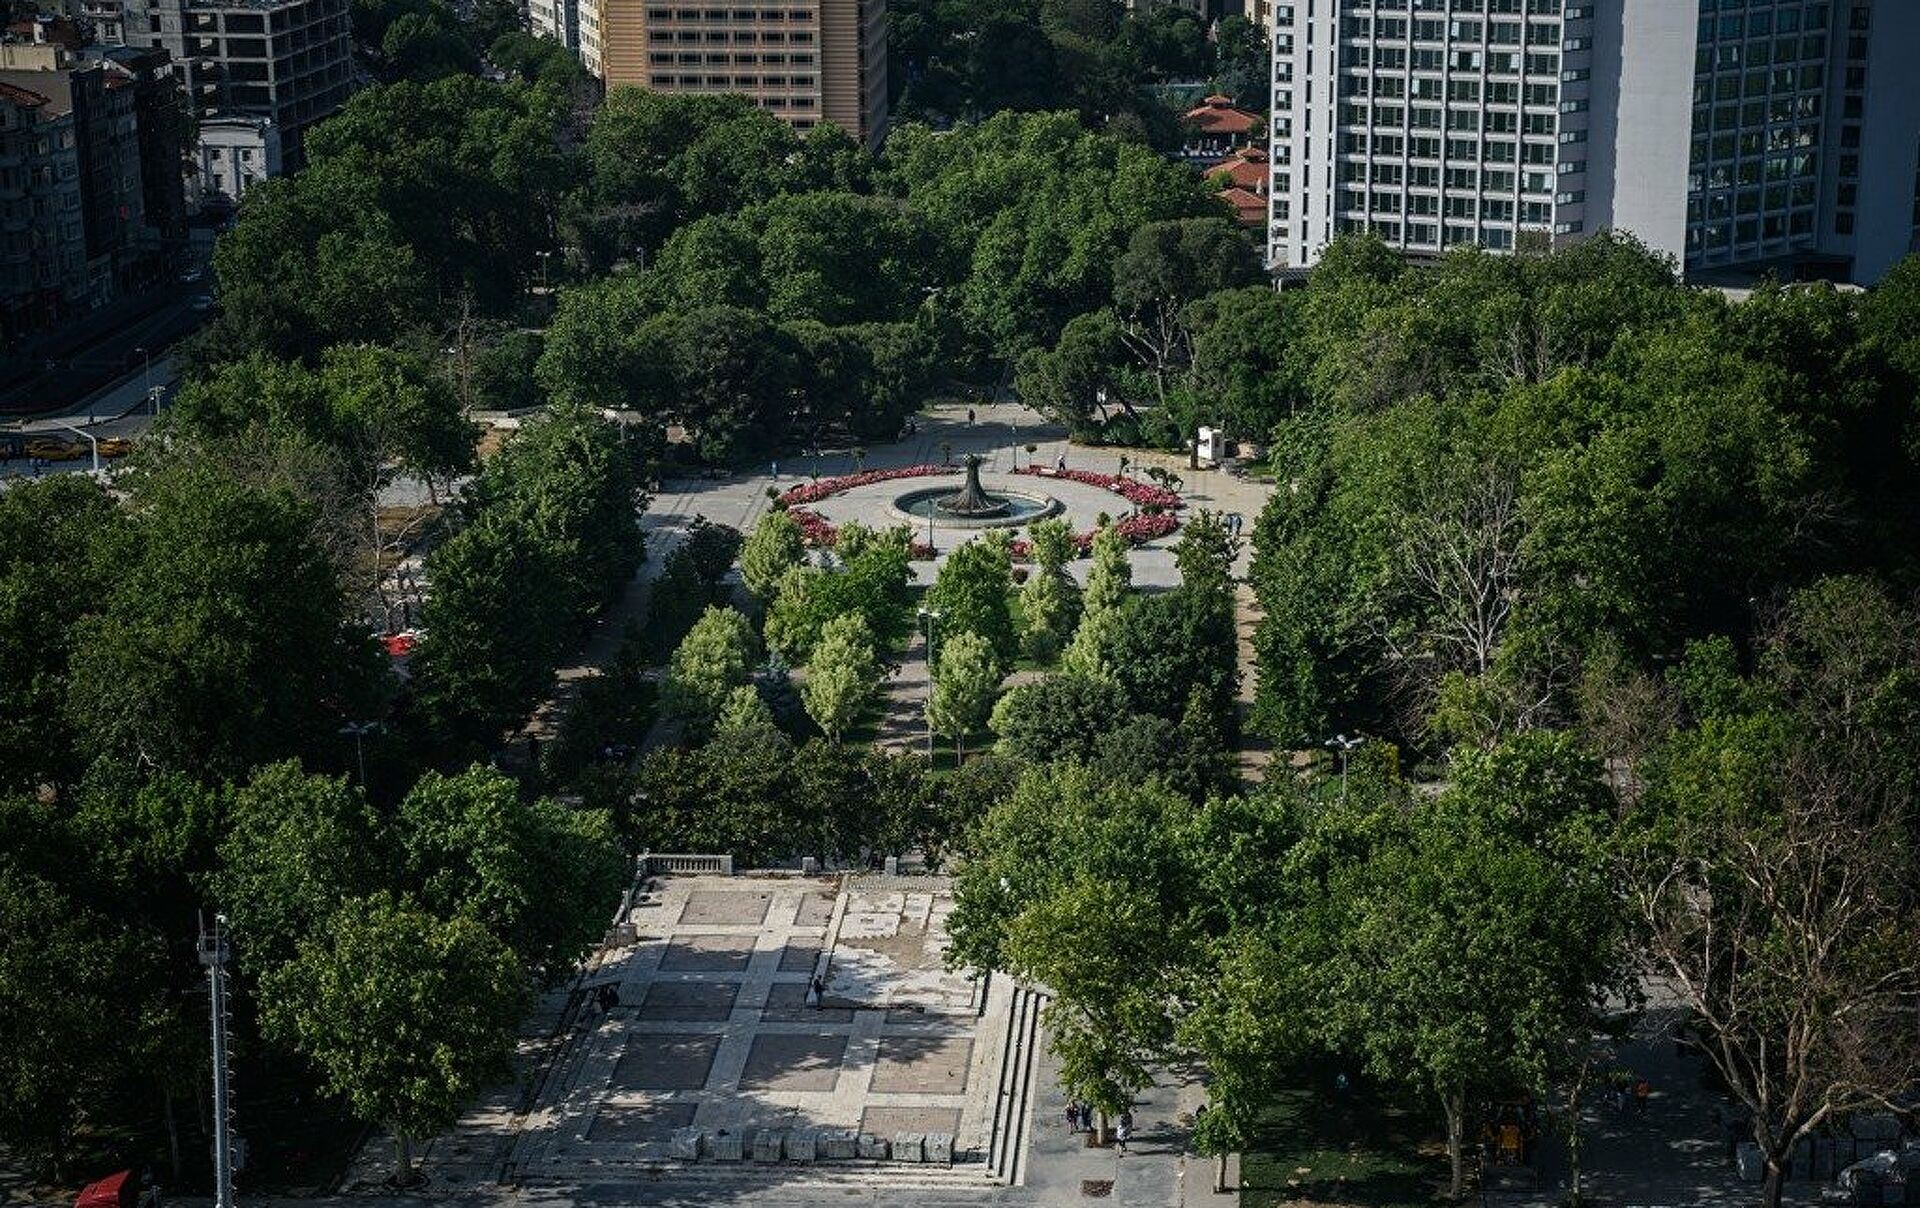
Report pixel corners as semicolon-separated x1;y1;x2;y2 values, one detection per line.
890;485;1061;529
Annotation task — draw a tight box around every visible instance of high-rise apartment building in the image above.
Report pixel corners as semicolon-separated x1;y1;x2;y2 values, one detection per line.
1269;1;1920;285
92;0;352;168
579;0;888;148
0;48;175;339
529;0;582;51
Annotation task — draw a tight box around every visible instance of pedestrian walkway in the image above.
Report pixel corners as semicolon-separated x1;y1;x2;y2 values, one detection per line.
1492;1008;1826;1208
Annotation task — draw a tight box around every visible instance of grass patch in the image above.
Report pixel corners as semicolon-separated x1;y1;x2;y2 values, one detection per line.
1241;1085;1447;1208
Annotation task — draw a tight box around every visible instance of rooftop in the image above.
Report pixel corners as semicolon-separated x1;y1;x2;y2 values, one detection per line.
0;67;72;115
1181;94;1259;136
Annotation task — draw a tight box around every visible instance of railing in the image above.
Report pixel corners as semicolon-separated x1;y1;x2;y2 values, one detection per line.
638;852;734;876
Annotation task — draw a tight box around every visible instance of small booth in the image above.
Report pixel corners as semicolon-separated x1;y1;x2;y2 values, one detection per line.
1196;426;1226;468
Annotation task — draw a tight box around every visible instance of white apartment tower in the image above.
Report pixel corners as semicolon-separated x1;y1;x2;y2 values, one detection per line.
1269;1;1920;285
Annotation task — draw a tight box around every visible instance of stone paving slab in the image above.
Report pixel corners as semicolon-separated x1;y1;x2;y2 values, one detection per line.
679;889;774;926
738;1032;850;1092
585;1102;698;1143
862;1105;964;1138
611;1034;723;1091
636;980;739;1022
657;933;757;972
870;1035;974;1094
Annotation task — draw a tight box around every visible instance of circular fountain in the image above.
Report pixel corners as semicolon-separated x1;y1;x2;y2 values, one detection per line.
891;454;1061;529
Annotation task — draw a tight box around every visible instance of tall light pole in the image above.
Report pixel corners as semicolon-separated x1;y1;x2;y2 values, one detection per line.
135;345;151;397
917;607;941;759
198;913;238;1208
1324;734;1363;802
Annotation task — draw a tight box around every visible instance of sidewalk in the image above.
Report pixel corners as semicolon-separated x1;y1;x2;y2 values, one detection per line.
1022;1049;1240;1208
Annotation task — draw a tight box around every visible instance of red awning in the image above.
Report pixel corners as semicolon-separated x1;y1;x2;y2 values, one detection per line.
74;1171;133;1208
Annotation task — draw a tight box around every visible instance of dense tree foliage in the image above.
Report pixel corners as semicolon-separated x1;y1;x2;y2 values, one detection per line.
1251;236;1920;756
413;404;646;747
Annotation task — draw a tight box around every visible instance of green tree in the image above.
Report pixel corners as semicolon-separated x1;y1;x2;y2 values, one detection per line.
928;631;1003;759
1063;524;1131;679
1111;217;1261;404
210;761;390;979
1299;735;1619;1196
802;612;882;743
1172;509;1237;601
926;537;1016;663
0;476;117;792
1628;580;1920;1208
1018;561;1077;662
989;672;1129;765
740;509;806;602
948;764;1196;1124
662;606;757;732
1013;308;1130;433
262;893;527;1184
1026;516;1076;573
1182;285;1305;443
65;460;377;777
0;851;162;1178
400;765;626;983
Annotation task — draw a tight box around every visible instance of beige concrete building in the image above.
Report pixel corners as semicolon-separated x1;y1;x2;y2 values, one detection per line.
580;0;887;148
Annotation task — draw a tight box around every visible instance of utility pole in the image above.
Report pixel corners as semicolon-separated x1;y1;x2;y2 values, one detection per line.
198;913;238;1208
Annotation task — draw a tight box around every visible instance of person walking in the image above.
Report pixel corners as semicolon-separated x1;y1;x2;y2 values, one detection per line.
1115;1110;1133;1155
1055;453;1067;473
967;407;976;426
1066;1102;1081;1134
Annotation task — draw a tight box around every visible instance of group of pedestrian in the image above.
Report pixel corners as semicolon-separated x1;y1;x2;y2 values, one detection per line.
1065;1101;1092;1134
1064;1102;1134;1154
1224;511;1245;537
587;982;619;1017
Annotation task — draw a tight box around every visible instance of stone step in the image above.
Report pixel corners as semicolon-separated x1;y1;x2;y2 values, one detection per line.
519;1156;1006;1191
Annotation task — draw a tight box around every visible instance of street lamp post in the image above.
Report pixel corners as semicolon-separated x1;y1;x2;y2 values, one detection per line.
916;607;941;759
135;345;151;397
1324;734;1363;802
52;423;100;474
340;720;384;788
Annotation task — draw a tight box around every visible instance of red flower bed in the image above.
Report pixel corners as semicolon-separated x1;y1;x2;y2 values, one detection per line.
788;506;837;547
787;506;936;560
776;464;954;508
1013;465;1183;511
1007;511;1180;561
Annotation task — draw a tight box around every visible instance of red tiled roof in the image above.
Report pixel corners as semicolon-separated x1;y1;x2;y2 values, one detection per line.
1206;147;1269;190
1182;93;1261;136
1217;186;1266;226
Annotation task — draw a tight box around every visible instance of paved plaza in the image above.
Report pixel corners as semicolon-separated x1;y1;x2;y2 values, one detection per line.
458;873;1038;1197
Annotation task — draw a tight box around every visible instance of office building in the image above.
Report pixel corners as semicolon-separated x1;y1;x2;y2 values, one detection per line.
1269;0;1920;285
579;0;888;148
94;0;351;167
